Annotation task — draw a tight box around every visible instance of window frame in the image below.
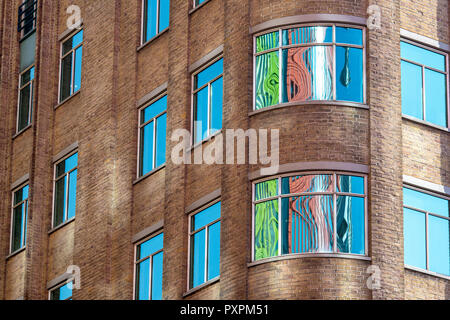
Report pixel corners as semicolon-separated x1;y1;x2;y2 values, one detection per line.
141;0;169;45
252;23;367;110
18;0;37;40
187;199;221;291
190;55;224;146
48;280;73;300
403;184;450;276
400;38;450;129
58;29;83;103
10;183;29;254
251;171;368;262
51;150;78;229
16;64;35;133
133;230;164;300
137;92;167;178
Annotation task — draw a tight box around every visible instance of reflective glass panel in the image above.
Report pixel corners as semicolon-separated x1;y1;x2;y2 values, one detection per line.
335;27;363;46
403;187;449;217
425;69;447;127
191;229;205;288
401;41;446;72
256;31;279;53
140;121;154;176
255;179;278;201
210;77;223;135
336;196;365;254
192;202;221;231
193;87;208;143
404;207;427;270
255;51;279;109
254;200;279;260
151;252;164;300
428;216;449;276
336;46;363;103
155;113;167;168
281;175;333;194
282;26;332;45
337;175;364;194
136;259;150;300
401;60;423;120
159;0;170;32
207;221;221;280
139;233;164;259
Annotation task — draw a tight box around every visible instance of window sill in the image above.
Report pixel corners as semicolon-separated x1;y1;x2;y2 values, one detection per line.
48;217;75;235
183;277;220;298
190;129;223;152
402;115;449;133
133;164;166;185
13;124;32;140
249;100;369;117
137;28;169;52
189;0;213;15
55;90;81;110
6;247;26;260
248;253;371;268
405;265;450;281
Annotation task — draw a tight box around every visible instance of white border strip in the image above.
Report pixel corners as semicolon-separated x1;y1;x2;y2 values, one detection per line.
403;175;450;196
400;29;450;52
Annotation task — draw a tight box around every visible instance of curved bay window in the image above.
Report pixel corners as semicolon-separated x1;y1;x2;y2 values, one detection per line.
254;24;365;110
252;173;367;261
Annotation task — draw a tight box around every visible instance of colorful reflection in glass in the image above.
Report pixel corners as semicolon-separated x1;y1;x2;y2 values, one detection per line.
254;200;279;260
255;52;279;109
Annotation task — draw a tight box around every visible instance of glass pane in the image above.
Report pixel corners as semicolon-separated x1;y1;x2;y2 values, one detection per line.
255;179;278;201
12;205;24;252
254;200;278;260
256;31;279;53
428;216;449;276
192;202;221;231
281;46;333;102
151;252;163;300
20;67;34;86
159;0;170;32
60;53;73;101
282;196;333;254
403;187;449;217
65;153;78;173
18;84;31;131
136;259;150;300
401;60;423;120
337;175;364;194
193;87;208;143
404;208;426;270
425;69;447;127
144;0;158;41
208;222;220;280
335;27;363;46
195;0;207;5
281;175;333;194
139;233;164;259
54;177;67;226
191;229;205;288
72;30;83;48
67;169;77;220
196;59;223;89
142;96;167;124
73;46;82;93
336;46;363;103
155;113;167;168
20;32;36;71
255;51;279;109
282;26;332;45
23;202;28;246
140;121;154;176
210;77;223;134
59;283;72;300
401;41;446;72
336;196;365;254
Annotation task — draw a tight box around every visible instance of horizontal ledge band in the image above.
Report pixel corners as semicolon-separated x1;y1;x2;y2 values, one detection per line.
249;101;369;116
248;253;371;268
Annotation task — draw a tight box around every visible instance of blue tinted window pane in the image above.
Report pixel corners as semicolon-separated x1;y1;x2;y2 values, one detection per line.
195;0;206;6
425;69;447;127
72;30;83;48
137;259;150;300
159;0;170;32
337;196;365;254
196;59;223;89
404;208;426;270
193;202;221;231
404;188;449;217
255;179;278;201
281;175;333;194
140;121;154;175
336;46;363;103
139;233;164;259
59;283;72;300
401;60;423;120
282;27;332;45
145;0;158;41
208;222;220;280
210;77;223;134
337;175;364;194
336;27;363;46
142;96;167;123
401;41;446;72
191;229;205;288
23;185;29;200
428;216;449;276
194;87;208;143
73;46;82;93
255;51;279;109
65;153;78;173
67;169;77;220
256;32;279;53
151;252;164;300
155;113;167;168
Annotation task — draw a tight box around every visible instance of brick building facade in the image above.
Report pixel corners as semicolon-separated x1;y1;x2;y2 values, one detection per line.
0;0;449;300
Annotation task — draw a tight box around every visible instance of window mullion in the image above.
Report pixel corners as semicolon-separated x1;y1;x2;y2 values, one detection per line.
207;83;211;137
333;26;337;100
153;118;157;170
278;29;282;104
278;177;282;256
422;65;426;121
204;226;209;283
65;172;70;222
425;211;429;271
148;255;153;300
333;173;337;253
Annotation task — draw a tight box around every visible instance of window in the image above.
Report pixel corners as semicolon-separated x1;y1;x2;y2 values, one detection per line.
192;58;223;144
53;152;78;228
11;184;29;253
193;0;207;7
59;30;83;102
17;66;34;132
18;0;37;39
189;201;221;289
135;232;164;300
138;95;167;177
253;173;366;261
49;281;73;300
254;25;365;110
142;0;170;43
403;187;449;276
401;41;448;128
